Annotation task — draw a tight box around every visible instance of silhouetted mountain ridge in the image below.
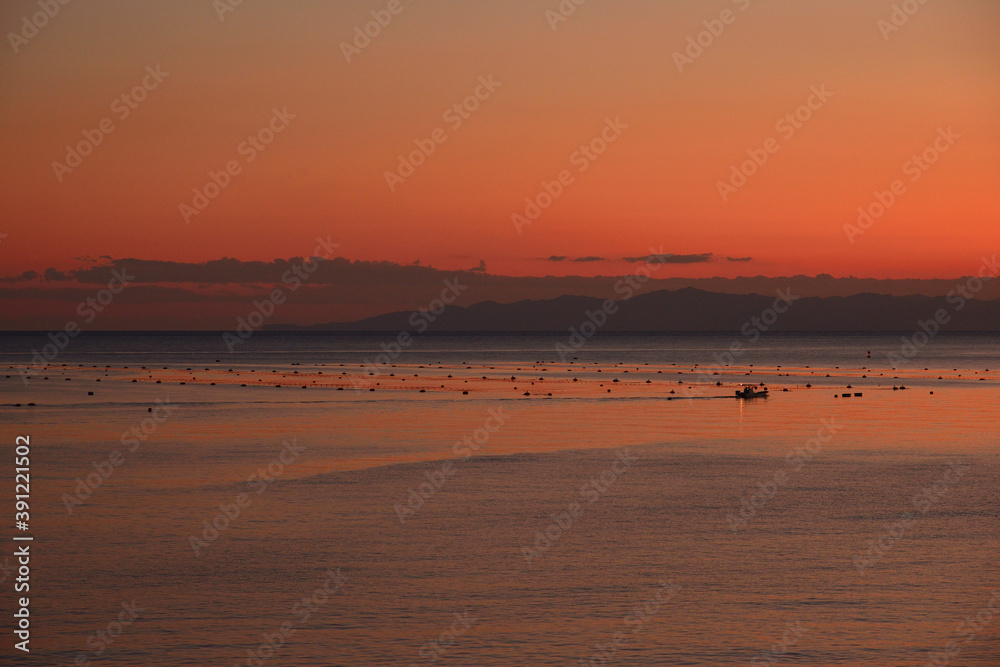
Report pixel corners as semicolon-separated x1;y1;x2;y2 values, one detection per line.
268;288;1000;332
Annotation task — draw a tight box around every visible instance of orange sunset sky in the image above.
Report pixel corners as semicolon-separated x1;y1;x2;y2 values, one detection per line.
1;0;999;328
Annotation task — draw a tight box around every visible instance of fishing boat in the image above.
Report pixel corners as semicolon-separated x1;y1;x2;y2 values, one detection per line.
735;384;769;399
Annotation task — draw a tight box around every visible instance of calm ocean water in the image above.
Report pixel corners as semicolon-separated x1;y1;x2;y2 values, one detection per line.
1;333;998;665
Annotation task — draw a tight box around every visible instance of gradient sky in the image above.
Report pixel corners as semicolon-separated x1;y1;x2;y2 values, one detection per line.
1;0;999;327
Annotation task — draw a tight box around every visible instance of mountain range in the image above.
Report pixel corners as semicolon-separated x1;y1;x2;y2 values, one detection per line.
268;288;1000;333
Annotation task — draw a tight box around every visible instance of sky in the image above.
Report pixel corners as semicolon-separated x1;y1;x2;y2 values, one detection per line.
1;0;998;328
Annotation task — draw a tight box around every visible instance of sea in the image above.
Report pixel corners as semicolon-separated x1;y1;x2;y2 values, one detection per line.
0;332;997;665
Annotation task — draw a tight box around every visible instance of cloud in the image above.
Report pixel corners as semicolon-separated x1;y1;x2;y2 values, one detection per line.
9;256;433;286
726;256;753;262
544;255;604;262
4;254;1000;330
622;253;713;264
7;253;722;289
0;270;39;283
0;284;231;303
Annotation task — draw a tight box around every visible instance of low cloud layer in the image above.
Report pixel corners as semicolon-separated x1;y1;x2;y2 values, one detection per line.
623;253;714;264
2;255;998;330
545;255;606;262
